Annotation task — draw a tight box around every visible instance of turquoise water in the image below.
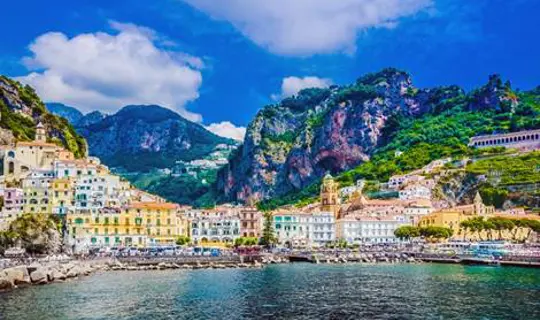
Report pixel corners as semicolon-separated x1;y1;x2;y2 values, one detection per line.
1;264;539;319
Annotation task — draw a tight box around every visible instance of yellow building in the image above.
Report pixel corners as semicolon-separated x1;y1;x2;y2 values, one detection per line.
67;202;189;248
51;178;75;215
320;174;340;217
22;186;52;214
417;193;537;241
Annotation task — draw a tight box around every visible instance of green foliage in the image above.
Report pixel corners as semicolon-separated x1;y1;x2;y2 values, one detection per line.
394;225;421;240
281;88;331;112
260;212;276;247
0;76;87;157
333;83;378;104
467;151;540;185
460;216;540;241
419;226;454;240
175;235;191;246
5;213;60;254
128;169;220;208
479;185;508;208
234;237;259;246
395;225;452;240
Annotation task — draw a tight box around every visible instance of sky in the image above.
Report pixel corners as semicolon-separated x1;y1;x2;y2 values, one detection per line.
1;0;539;141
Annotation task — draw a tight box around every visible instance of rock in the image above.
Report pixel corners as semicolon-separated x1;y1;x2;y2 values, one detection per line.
3;266;31;285
30;269;48;284
51;270;67;281
66;267;80;278
0;276;15;290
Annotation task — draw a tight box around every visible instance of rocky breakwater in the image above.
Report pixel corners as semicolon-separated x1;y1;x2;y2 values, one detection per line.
0;260;102;292
106;259;267;271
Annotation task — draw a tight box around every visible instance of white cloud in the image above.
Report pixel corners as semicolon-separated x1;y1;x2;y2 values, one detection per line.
273;76;332;100
205;121;246;141
17;21;204;122
183;0;432;55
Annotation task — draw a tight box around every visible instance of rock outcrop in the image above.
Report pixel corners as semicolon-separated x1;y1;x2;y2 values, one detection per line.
217;69;458;201
217;69;532;203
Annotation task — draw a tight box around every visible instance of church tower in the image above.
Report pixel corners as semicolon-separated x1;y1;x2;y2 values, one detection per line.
320;173;340;216
473;191;485;215
35;122;47;142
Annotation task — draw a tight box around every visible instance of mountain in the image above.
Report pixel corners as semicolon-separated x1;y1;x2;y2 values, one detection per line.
45;103;84;124
76;104;236;172
0;76;87;157
76;111;106;127
217;68;540;208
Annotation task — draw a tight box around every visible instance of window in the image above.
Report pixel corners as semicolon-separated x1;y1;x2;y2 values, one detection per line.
94;228;98;234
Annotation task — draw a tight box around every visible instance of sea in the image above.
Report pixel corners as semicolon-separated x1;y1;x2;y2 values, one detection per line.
0;263;539;319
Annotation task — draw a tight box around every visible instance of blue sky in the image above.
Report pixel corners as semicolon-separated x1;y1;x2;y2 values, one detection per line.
1;0;539;140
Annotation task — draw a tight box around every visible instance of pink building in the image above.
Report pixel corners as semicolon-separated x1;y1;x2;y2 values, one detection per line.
1;188;24;226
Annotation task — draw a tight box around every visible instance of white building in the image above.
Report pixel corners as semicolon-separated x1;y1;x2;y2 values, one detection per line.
399;185;432;201
191;213;241;245
273;211;335;247
337;215;409;244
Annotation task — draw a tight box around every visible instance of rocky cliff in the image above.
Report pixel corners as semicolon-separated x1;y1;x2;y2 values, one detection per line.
218;68;539;204
0;76;87;157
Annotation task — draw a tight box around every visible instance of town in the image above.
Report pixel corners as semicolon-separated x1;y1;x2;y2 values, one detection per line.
1;123;539;256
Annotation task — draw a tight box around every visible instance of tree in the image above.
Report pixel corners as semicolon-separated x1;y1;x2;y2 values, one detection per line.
260;212;276;247
234;237;259;247
394;226;420;240
459;220;471;241
175;235;191;246
419;226;453;242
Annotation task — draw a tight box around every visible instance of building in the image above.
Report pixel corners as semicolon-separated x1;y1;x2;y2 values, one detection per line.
272;210;335;247
67;202;186;249
337;214;408;244
239;206;263;238
320;174;340;217
191;212;241;246
399;184;431;201
273;211;311;247
469;129;540;151
2;123;61;182
0;188;23;227
51;178;75;215
415;193;524;240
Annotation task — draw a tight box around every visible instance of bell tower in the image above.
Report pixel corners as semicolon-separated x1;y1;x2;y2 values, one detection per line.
320;173;340;216
35;122;47;142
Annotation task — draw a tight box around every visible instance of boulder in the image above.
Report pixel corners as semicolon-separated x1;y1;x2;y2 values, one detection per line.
30;269;48;284
3;266;31;285
0;276;15;290
51;270;67;281
66;267;80;278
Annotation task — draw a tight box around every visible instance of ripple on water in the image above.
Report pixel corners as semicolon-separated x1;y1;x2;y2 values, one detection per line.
0;264;539;320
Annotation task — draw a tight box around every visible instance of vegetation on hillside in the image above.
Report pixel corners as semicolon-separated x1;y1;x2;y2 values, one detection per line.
256;76;540;211
0;213;62;255
0;76;87;157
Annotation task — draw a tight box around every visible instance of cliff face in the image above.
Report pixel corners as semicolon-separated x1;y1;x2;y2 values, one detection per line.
217;68;527;203
0;76;87;157
218;69;427;201
76;105;236;172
